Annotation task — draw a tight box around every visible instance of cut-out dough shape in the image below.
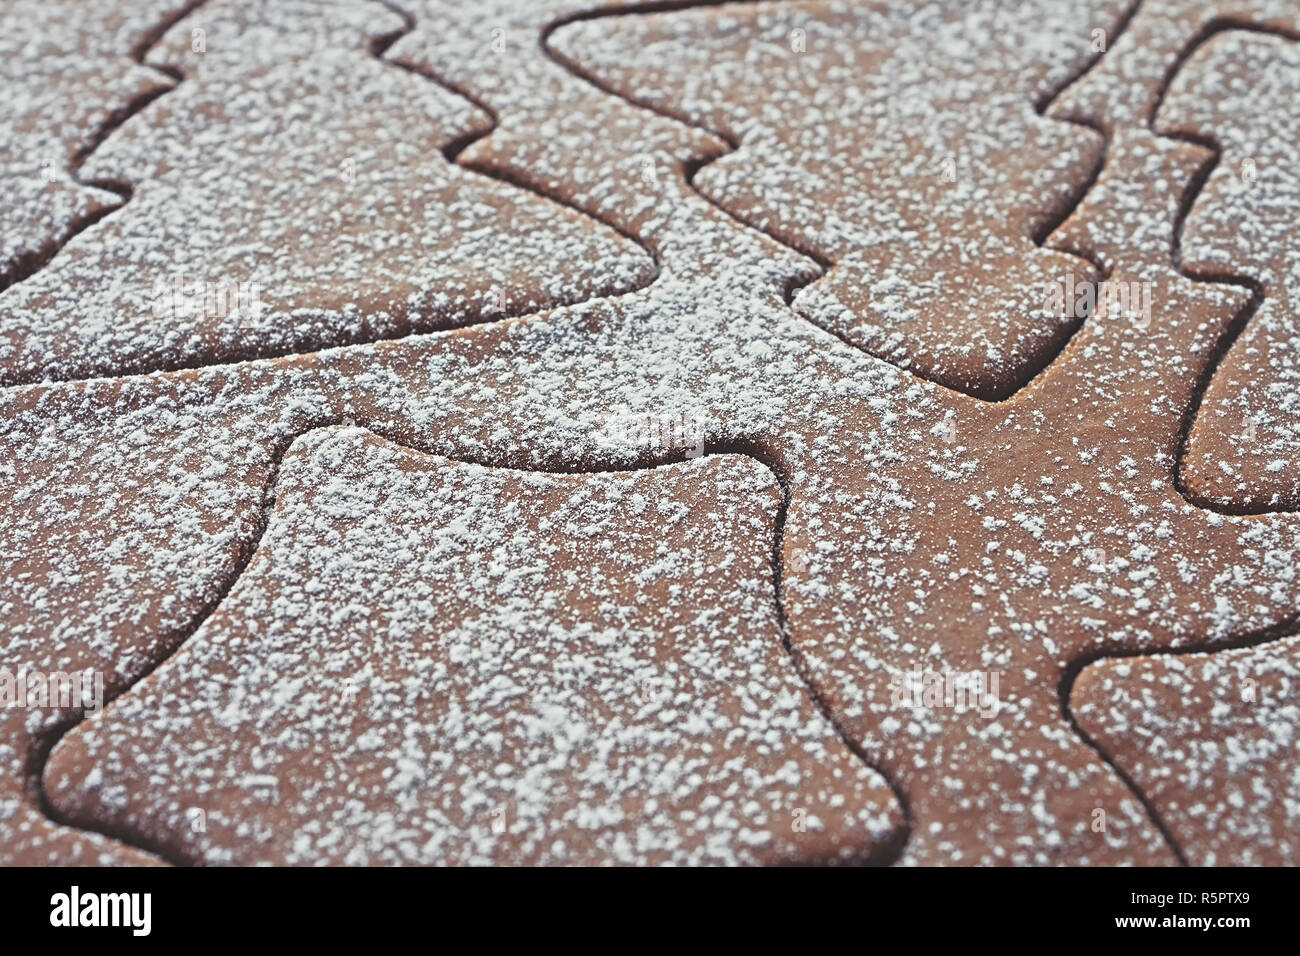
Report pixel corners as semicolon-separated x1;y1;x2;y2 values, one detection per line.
0;0;188;287
1050;0;1300;134
549;0;1124;399
0;0;652;387
45;427;902;865
1074;637;1300;865
1157;31;1300;510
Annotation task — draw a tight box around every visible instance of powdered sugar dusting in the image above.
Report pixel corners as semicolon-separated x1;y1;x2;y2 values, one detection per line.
3;0;1300;866
46;427;900;865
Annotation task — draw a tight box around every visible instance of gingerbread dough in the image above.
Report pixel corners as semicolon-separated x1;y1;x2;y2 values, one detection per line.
45;427;902;865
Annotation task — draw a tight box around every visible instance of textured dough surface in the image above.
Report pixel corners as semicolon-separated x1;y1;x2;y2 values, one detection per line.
45;427;902;865
4;0;1300;867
